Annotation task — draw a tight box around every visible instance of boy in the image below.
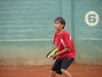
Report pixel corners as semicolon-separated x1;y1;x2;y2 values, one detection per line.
51;17;76;77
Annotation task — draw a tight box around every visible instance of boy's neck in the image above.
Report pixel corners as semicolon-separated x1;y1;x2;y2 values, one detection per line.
57;29;64;34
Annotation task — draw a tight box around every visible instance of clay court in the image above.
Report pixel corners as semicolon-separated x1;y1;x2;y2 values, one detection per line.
0;63;102;77
0;0;102;77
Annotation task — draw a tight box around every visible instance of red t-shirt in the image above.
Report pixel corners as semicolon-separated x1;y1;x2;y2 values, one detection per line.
53;30;76;59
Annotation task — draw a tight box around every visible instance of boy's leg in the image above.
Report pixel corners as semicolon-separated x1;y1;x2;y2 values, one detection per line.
51;70;56;77
51;69;71;77
61;69;72;77
61;58;74;77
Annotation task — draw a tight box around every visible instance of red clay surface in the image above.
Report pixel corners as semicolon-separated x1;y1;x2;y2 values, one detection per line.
0;64;102;77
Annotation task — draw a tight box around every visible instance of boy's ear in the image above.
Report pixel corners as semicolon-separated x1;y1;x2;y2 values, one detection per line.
61;24;64;28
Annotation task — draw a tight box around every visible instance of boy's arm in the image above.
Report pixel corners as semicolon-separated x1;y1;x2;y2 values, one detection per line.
53;47;71;59
58;47;71;54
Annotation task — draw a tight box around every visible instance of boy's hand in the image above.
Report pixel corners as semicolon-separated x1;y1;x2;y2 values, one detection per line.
53;52;59;60
52;47;71;60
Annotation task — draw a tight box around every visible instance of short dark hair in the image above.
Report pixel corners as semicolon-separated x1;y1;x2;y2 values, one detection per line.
54;17;66;29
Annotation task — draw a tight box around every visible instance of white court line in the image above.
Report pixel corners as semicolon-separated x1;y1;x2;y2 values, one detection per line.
78;38;102;40
0;39;53;41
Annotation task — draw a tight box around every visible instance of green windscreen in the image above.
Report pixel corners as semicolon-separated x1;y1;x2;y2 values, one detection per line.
0;0;62;41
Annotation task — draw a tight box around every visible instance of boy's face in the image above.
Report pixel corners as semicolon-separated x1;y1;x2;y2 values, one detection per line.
54;21;63;31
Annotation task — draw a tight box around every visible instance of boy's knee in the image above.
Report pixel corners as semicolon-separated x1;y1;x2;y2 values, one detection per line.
50;70;56;74
61;69;67;73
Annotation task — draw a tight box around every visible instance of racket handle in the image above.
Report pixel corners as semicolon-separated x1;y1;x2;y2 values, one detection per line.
50;52;57;58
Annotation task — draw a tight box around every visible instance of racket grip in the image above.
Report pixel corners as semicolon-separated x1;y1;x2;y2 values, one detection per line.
50;52;57;58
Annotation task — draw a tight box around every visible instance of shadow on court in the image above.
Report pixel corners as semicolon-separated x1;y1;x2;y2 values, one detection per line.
0;64;102;77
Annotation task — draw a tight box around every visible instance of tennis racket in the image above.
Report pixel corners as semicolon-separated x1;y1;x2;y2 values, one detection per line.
46;47;58;58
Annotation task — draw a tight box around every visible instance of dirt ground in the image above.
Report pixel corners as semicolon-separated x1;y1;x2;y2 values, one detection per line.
0;64;102;77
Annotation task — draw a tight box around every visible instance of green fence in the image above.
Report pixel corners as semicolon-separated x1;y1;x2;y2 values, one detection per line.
0;0;102;65
73;0;102;65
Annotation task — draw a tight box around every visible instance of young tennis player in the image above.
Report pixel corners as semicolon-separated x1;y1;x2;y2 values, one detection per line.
51;17;76;77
